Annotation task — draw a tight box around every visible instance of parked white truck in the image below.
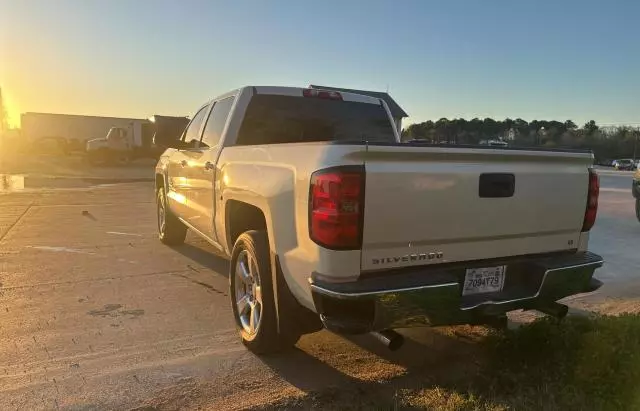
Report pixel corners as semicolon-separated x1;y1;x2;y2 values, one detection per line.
154;86;604;354
86;126;133;164
87;116;189;164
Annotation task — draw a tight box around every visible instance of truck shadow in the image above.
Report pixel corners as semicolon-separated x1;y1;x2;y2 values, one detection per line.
171;239;230;277
257;326;490;408
342;326;486;371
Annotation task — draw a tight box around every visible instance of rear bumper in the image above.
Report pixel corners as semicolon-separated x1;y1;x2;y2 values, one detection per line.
310;251;604;333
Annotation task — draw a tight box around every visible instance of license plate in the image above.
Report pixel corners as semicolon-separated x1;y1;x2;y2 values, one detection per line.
462;265;506;296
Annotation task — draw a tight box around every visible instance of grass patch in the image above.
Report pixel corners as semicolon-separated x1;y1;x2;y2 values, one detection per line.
478;314;640;410
262;314;640;410
400;387;507;411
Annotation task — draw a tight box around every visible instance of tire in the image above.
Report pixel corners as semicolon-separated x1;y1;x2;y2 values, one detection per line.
156;186;187;245
229;230;299;354
636;200;640;223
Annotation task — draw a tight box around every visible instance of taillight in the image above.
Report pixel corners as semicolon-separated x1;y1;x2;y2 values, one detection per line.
582;168;599;232
309;166;364;249
303;89;343;100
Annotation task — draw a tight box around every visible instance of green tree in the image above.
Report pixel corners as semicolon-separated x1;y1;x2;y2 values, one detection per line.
584;120;599;134
401;117;640;162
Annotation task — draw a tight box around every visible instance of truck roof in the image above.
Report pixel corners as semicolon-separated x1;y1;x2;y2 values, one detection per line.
210;86;385;107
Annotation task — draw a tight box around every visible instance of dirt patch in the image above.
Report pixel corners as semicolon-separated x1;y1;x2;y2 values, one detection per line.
88;304;123;316
88;304;145;318
574;297;640;315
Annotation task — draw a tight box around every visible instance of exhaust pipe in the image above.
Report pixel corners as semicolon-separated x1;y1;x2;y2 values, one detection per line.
536;302;569;319
370;329;404;351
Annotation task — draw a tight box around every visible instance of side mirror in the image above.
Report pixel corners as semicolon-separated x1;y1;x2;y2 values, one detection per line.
153;131;182;149
150;116;190;150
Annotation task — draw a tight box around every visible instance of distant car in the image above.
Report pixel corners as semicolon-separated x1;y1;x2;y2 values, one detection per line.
614;159;636;171
479;139;508;147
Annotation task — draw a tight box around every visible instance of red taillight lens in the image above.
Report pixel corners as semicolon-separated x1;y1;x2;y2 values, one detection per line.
303;89;343;100
309;166;364;249
582;168;599;232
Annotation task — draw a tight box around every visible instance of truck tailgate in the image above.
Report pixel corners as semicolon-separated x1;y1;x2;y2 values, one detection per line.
359;145;593;271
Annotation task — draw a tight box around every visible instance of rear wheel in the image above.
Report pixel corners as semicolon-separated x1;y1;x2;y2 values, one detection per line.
230;230;299;354
636;200;640;223
156;186;187;245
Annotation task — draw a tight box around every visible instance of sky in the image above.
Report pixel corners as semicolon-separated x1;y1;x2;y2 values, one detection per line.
1;0;639;128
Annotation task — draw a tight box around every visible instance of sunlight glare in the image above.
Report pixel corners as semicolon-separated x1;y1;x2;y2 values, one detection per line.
1;90;20;128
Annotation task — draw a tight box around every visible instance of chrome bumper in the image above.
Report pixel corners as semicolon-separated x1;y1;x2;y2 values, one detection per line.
310;252;604;333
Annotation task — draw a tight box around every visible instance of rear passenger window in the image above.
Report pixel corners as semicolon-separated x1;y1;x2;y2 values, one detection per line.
182;105;209;146
201;97;235;148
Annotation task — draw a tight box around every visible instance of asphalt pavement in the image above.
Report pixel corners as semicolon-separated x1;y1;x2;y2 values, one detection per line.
587;169;639;295
0;169;638;410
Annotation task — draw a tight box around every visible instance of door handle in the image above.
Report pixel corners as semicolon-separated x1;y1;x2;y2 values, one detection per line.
180;160;188;168
205;161;215;171
479;173;515;198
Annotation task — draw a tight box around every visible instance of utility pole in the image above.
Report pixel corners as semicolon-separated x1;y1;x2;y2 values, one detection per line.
633;128;639;163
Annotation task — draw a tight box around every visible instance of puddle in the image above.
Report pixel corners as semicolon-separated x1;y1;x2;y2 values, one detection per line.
107;231;143;237
25;245;97;255
0;174;151;192
0;174;89;192
87;304;145;319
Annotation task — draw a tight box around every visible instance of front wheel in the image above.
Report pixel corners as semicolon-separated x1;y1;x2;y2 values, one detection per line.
156;186;187;245
636;200;640;223
230;230;299;354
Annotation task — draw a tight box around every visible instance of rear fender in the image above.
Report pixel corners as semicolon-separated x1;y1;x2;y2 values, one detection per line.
220;162;315;310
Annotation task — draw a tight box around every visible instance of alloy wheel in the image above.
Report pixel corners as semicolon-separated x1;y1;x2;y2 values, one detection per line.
234;249;263;336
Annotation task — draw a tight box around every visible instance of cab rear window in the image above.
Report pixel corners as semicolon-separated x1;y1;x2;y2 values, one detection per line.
235;94;396;145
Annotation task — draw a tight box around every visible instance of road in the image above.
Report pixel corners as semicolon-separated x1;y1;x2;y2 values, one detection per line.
586;169;639;297
0;169;638;410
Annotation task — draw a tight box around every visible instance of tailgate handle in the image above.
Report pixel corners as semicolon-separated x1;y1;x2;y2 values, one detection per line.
479;173;515;198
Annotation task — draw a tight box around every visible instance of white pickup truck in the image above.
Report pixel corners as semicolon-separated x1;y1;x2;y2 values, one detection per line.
154;86;603;353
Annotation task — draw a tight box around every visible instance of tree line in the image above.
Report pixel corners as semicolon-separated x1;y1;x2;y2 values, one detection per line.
402;118;640;161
